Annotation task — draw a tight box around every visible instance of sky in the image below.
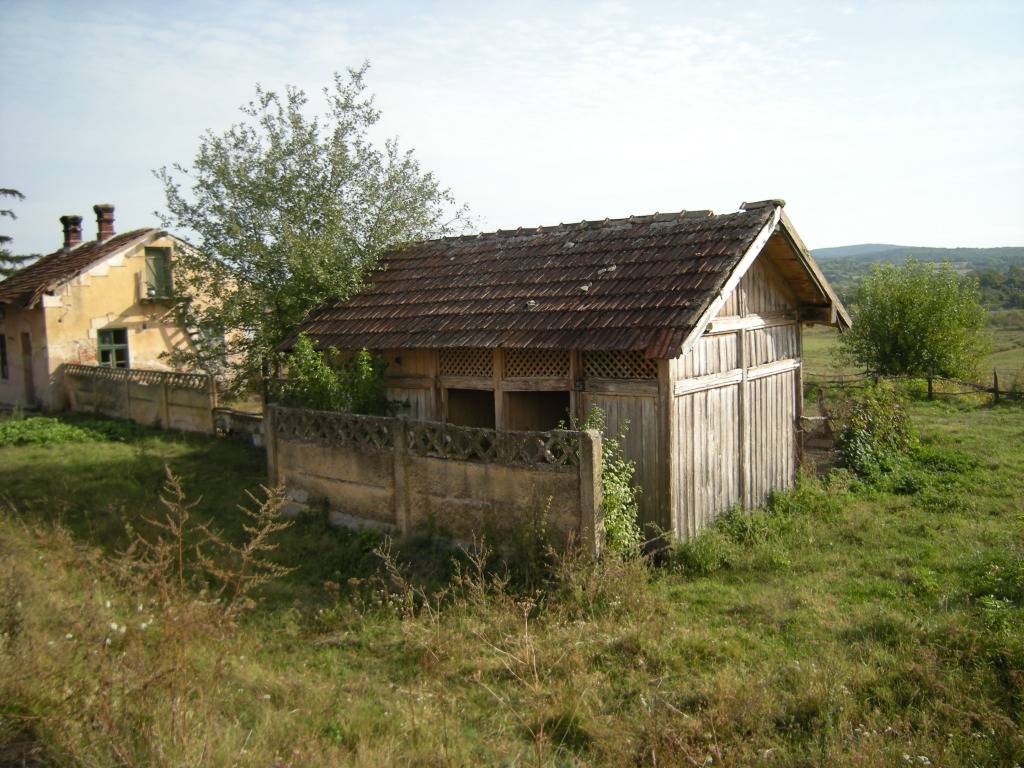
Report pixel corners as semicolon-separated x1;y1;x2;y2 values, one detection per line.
1;0;1022;255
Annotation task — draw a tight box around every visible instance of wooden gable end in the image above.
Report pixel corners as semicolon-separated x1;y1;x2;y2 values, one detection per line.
672;251;800;380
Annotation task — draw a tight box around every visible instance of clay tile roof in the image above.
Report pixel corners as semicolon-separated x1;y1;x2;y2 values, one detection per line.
296;205;779;357
0;229;157;307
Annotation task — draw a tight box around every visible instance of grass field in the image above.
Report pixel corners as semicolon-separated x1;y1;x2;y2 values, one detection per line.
803;310;1024;387
1;400;1022;766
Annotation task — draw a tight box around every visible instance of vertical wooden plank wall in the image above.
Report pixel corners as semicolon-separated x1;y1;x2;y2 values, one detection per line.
670;255;801;538
381;349;436;419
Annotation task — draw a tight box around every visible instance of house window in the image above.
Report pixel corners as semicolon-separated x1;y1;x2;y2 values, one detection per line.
144;247;173;299
0;335;7;379
98;329;129;368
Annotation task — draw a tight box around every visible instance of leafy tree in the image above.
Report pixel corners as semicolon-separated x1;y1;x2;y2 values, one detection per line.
276;333;390;415
0;188;32;278
974;265;1024;310
838;259;990;397
156;65;467;393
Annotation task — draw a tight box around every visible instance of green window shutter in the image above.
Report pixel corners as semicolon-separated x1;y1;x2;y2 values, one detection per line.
144;248;172;298
158;252;172;296
145;252;158;296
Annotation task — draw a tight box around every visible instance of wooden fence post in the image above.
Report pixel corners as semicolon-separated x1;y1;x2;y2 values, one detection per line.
579;429;603;557
993;369;1000;404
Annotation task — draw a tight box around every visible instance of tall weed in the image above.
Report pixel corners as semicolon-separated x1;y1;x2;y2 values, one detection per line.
0;469;296;766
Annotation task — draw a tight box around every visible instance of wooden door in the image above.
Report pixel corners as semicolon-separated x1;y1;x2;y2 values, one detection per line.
581;392;662;532
20;332;35;405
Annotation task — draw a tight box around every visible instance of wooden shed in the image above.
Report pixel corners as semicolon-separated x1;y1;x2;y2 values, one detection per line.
293;200;849;538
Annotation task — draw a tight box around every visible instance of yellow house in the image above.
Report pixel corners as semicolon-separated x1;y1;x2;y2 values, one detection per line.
0;204;198;409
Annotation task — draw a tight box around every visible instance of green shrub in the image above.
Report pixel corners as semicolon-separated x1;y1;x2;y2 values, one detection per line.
671;474;843;577
578;408;643;555
969;553;1024;605
717;506;774;546
911;443;979;475
766;470;847;518
278;333;391;415
834;383;915;479
915;487;977;516
0;416;145;447
672;529;738;576
888;465;931;495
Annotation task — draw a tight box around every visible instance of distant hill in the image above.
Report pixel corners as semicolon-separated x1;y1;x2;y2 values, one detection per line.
812;244;904;259
811;244;1024;267
808;244;1024;305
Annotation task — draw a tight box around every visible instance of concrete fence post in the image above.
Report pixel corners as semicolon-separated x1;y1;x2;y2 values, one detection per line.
392;418;411;535
579;429;604;557
159;380;171;429
208;375;219;433
265;405;278;487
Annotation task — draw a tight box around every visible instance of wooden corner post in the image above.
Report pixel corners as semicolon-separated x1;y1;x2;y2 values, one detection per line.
658;357;678;539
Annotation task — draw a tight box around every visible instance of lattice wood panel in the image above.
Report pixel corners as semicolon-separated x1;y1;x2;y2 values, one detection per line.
583;350;658;380
439;348;493;378
505;348;569;378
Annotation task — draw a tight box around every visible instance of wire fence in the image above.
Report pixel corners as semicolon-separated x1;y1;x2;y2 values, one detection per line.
802;369;1023;401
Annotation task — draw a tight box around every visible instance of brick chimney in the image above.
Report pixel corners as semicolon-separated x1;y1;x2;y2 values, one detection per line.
93;203;115;241
60;215;83;250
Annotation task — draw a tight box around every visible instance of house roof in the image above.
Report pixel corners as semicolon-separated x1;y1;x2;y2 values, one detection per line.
0;229;158;307
295;201;846;359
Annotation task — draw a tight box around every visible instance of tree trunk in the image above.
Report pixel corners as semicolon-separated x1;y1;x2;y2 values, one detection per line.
261;355;270;409
927;375;934;400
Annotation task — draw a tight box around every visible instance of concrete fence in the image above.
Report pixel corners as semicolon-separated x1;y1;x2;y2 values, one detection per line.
61;363;218;433
265;405;604;554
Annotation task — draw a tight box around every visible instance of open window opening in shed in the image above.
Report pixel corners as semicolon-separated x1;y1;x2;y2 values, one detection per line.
446;388;495;429
506;391;570;432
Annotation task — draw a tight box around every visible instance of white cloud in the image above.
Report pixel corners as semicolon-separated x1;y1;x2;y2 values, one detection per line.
1;0;1021;253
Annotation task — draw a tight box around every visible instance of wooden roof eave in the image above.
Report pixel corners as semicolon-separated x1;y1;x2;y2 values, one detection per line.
776;211;851;330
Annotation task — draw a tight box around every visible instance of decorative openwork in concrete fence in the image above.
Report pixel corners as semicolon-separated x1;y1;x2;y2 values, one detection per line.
405;421;580;469
272;406;582;471
274;406;394;451
63;363;211;391
266;405;603;553
61;363;217;433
